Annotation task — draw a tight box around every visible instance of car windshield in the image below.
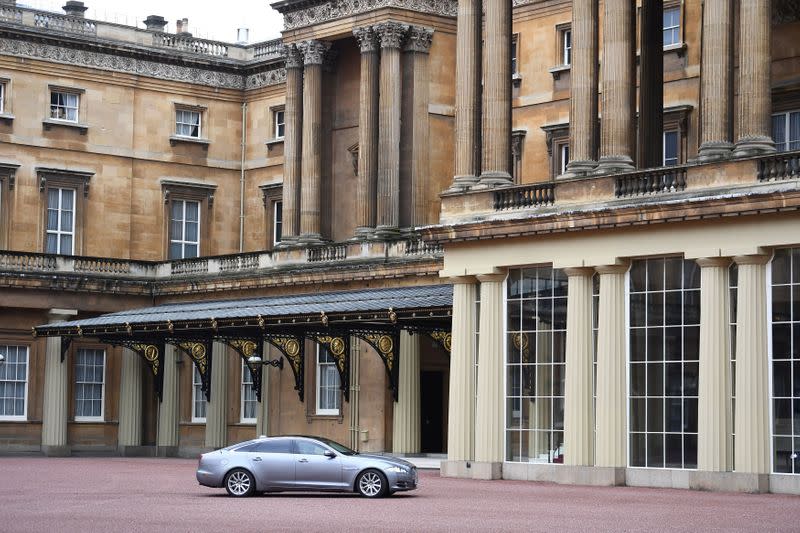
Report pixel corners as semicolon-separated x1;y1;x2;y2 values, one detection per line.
316;437;358;456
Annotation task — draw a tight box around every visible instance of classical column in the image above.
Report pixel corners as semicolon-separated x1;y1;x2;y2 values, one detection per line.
156;345;179;454
280;44;303;243
474;272;506;478
564;0;599;177
118;348;143;452
444;278;477;470
393;331;421;454
299;40;329;244
595;265;628;468
353;27;380;238
205;342;229;449
638;0;664;169
449;0;482;190
595;0;636;174
696;257;732;472
375;22;407;238
477;0;513;187
564;268;595;466
733;0;776;157
697;0;734;162
41;309;76;456
733;255;771;474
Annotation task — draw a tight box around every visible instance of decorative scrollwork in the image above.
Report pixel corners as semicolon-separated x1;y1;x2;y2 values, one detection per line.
267;335;305;402
428;330;452;354
309;334;350;402
352;330;399;401
172;340;212;402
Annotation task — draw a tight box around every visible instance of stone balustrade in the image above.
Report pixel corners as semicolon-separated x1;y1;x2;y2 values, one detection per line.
615;166;688;198
249;39;283;60
758;151;800;182
494;183;555;210
0;4;22;23
152;32;229;57
33;11;96;35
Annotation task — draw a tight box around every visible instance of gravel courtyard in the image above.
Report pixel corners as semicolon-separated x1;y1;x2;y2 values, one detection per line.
0;457;798;532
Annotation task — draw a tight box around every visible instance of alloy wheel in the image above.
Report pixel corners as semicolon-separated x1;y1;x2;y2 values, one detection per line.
358;471;383;497
226;470;252;497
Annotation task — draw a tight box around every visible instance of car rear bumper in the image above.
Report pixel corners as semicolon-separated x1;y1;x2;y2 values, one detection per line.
196;468;224;488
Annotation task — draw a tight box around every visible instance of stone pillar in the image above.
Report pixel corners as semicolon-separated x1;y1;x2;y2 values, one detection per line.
118;348;143;452
353;27;380;238
299;40;329;244
638;0;664;169
156;345;179;455
443;278;477;475
41;309;76;456
393;331;421;454
595;265;628;468
474;272;506;479
281;45;303;243
697;0;734;162
449;0;482;189
564;268;595;466
696;257;732;472
564;0;599;176
733;0;776;157
375;22;407;238
733;255;771;475
205;342;229;449
478;0;513;187
595;0;636;174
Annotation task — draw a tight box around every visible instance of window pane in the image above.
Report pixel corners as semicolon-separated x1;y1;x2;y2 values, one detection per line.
185;201;199;222
773;114;787;152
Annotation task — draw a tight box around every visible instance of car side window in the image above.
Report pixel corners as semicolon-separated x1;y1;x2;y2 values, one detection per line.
254;439;291;454
294;440;329;456
236;442;261;452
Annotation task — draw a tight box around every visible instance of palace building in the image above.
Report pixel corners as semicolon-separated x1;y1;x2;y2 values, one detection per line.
0;0;799;494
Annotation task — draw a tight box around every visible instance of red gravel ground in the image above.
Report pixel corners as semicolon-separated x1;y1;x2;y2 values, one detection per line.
1;457;799;532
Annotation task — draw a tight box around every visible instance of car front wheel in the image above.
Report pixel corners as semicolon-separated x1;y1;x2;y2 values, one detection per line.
225;468;255;497
356;469;388;498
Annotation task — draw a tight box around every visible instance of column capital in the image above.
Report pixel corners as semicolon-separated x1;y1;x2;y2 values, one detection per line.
299;40;330;65
448;275;478;285
375;21;409;49
563;267;596;278
696;257;732;269
282;44;303;69
733;254;772;266
353;26;379;53
595;264;629;275
404;26;434;53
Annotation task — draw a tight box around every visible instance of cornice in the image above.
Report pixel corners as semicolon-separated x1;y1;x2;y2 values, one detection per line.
274;0;457;31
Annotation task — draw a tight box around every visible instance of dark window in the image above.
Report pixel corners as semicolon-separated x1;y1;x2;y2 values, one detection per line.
663;130;679;166
293;439;329;456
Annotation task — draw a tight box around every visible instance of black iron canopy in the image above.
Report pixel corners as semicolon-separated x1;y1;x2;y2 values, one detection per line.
34;285;453;405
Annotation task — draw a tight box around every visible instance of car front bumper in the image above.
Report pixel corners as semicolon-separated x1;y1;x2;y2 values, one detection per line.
388;468;418;492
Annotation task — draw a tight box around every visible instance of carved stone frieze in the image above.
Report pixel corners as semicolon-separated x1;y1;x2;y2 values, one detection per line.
244;68;287;89
280;0;457;31
375;21;409;49
353;26;379;53
404;26;434;53
299;40;330;65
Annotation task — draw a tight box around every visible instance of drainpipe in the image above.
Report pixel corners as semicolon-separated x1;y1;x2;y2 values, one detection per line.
239;102;247;253
349;338;361;452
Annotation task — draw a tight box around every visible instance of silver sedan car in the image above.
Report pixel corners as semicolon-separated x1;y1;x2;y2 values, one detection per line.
196;435;418;498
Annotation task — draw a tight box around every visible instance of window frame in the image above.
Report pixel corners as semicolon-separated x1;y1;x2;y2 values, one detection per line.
663;4;682;48
241;361;257;425
192;365;207;423
772;109;800;153
663;130;680;167
273;107;286;140
0;344;30;421
559;143;570;176
49;88;80;124
315;344;341;416
168;198;201;260
260;184;283;250
562;28;572;66
161;180;216;260
73;347;106;422
44;187;76;256
175;107;202;139
0;79;6;115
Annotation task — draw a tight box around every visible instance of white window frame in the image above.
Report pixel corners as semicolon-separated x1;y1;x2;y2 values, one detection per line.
562;28;572;66
315;345;341;416
772;110;800;153
74;348;105;422
192;365;207;423
0;81;5;114
560;143;570;175
511;34;519;76
663;130;679;166
274;109;285;140
49;90;79;123
241;361;257;424
169;199;201;260
175;108;202;139
0;345;29;421
663;6;681;48
45;187;76;255
273;200;283;246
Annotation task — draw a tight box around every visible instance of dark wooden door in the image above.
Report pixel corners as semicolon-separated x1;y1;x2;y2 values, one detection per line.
421;371;444;453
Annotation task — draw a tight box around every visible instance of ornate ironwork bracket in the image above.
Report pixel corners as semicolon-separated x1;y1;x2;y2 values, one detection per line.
222;338;264;402
352;330;400;401
60;337;73;362
265;334;304;403
308;333;350;402
170;338;213;402
426;329;452;356
100;338;166;402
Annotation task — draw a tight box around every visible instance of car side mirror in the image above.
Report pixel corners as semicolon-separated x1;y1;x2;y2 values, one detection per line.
324;450;336;459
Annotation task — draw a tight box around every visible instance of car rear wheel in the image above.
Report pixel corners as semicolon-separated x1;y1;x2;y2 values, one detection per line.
356;469;388;498
225;468;255;497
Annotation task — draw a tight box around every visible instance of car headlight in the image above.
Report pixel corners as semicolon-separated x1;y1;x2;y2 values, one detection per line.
386;466;409;474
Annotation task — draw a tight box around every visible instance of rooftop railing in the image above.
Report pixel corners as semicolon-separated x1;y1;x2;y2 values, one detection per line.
250;39;283;60
152;32;229;58
494;183;555;210
33;11;96;35
615;166;687;198
0;4;22;24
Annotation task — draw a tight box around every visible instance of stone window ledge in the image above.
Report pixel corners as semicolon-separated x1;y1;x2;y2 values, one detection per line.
0;113;14;123
266;137;285;151
169;135;210;148
42;118;88;135
548;64;571;80
664;42;687;56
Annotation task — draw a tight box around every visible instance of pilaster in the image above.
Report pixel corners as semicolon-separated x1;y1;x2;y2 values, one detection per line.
280;44;303;243
156;344;179;455
564;268;595;466
393;331;421;454
205;342;229;449
117;348;143;451
353;27;380;238
41;309;76;456
696;257;732;472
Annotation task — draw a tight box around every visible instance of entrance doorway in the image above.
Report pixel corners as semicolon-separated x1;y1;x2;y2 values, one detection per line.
420;371;445;453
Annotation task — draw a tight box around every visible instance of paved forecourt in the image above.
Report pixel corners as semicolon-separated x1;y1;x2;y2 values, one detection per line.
0;457;799;532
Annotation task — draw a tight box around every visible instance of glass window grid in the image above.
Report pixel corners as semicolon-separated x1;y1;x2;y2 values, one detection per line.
45;187;75;255
0;345;28;420
593;274;599;429
770;247;800;473
511;35;518;75
562;29;572;66
74;348;105;421
241;361;257;424
730;263;738;457
663;7;681;47
772;111;800;152
50;91;78;122
316;345;341;415
169;199;200;260
663;130;679;166
475;284;480;400
560;144;570;175
0;82;5;114
506;266;568;464
274;109;285;139
629;257;700;470
176;109;201;138
192;365;206;422
273;200;283;245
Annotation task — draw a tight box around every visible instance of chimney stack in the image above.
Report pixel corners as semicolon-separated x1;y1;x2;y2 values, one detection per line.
62;1;88;18
236;28;249;45
144;15;167;32
175;18;190;36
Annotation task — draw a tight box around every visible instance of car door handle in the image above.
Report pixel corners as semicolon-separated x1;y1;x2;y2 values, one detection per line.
298;458;308;463
253;457;262;462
